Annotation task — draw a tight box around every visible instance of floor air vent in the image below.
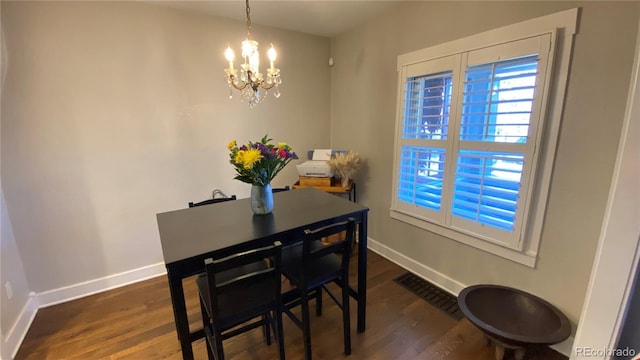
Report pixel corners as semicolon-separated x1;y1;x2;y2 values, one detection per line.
394;272;464;320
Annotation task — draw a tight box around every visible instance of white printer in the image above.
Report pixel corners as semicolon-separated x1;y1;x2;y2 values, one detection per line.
296;149;334;177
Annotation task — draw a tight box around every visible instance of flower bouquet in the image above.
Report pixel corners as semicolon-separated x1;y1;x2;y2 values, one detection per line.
228;135;298;214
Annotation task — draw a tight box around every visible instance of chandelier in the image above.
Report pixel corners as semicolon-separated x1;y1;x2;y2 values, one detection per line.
224;0;282;108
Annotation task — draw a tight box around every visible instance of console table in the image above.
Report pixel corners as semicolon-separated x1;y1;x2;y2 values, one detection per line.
292;180;356;202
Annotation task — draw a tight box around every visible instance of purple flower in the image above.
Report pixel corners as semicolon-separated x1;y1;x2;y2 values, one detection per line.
257;143;271;156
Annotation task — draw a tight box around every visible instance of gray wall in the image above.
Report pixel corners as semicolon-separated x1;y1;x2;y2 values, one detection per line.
0;3;33;352
0;191;31;352
0;0;330;298
329;1;639;328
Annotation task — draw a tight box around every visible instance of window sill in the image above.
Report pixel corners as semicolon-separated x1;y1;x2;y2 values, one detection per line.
389;208;537;268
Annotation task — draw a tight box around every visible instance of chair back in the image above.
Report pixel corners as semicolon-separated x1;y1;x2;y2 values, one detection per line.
301;219;355;283
189;195;237;208
203;242;282;329
272;186;291;193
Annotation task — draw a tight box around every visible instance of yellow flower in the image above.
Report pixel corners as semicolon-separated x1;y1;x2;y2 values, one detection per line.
235;150;245;164
227;140;237;150
240;148;262;169
277;142;287;149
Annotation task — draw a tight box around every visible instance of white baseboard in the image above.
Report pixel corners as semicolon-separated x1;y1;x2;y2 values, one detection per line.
550;336;574;358
367;237;466;296
366;237;572;357
37;262;166;308
3;294;38;359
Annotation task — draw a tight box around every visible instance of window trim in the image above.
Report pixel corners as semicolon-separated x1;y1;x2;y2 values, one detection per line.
390;8;578;267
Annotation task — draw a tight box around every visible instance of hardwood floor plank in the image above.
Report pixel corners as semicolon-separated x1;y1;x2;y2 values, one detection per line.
15;251;567;360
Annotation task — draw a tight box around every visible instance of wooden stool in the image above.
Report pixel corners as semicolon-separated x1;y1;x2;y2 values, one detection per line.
484;333;526;360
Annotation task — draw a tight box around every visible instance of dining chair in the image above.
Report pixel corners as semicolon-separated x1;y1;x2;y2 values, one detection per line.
188;195;237;208
188;193;261;350
281;219;356;360
196;241;286;360
188;194;244;282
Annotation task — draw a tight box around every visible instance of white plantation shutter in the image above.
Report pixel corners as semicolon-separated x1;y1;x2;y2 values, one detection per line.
393;34;553;249
459;56;538;143
397;146;446;211
402;71;453;140
395;56;458;223
452;151;523;229
449;38;551;247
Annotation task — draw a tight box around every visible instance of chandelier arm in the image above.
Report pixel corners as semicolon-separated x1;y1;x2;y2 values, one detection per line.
259;82;276;90
227;74;249;90
228;76;276;91
228;76;250;91
229;78;276;92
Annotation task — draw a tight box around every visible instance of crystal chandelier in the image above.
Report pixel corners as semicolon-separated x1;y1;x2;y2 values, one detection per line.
224;0;281;108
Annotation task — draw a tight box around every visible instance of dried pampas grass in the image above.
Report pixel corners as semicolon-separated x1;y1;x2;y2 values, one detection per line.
329;151;361;187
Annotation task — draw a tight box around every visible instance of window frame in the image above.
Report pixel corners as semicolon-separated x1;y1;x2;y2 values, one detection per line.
390;9;578;267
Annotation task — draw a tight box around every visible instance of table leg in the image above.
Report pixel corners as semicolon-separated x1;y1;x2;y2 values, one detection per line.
357;214;368;332
167;271;194;360
352;183;357;203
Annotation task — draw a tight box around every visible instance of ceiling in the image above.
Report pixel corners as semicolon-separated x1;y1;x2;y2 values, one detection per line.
147;1;402;37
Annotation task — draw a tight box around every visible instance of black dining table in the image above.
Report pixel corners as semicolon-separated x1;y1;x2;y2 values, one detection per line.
156;187;370;359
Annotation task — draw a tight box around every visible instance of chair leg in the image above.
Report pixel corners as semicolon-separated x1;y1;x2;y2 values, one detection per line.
276;307;286;360
200;300;215;360
301;290;313;360
213;329;225;360
263;314;272;345
315;287;323;317
341;278;351;355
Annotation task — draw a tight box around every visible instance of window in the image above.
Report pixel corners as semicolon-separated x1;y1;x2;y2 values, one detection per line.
391;9;578;266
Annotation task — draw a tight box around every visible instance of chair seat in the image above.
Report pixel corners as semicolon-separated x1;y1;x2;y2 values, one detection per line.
281;241;342;290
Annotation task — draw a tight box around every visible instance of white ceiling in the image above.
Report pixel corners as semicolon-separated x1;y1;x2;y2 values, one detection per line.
147;1;402;37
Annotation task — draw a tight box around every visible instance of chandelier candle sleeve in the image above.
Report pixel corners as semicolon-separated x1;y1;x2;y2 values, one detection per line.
242;39;259;74
225;46;235;70
268;44;276;71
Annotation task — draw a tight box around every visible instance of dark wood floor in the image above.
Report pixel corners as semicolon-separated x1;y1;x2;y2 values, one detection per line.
16;251;567;360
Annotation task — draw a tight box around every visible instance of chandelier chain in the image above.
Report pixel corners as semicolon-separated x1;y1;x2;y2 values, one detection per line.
245;0;252;39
